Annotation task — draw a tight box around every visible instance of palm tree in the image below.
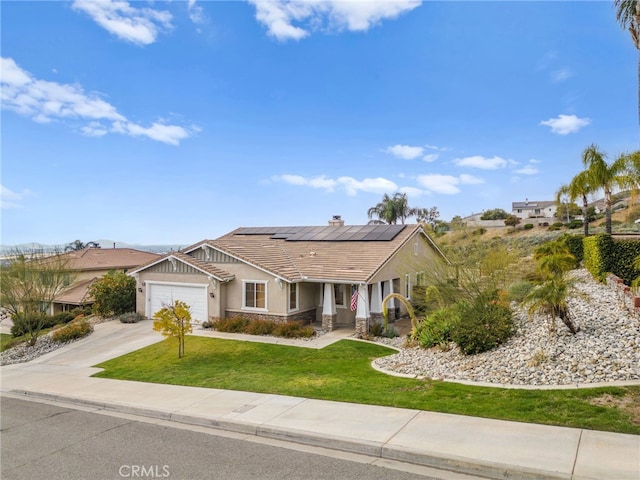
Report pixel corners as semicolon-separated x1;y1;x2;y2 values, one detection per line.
614;0;640;128
581;144;628;234
556;169;594;236
524;276;579;335
524;241;580;335
64;240;100;251
367;193;416;225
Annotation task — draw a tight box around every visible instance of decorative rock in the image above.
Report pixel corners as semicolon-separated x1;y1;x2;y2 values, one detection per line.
374;269;640;386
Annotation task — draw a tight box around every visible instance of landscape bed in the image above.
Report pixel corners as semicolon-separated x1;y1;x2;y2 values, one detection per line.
93;337;640;435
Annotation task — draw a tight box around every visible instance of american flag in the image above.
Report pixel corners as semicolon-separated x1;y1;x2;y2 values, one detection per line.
350;289;358;312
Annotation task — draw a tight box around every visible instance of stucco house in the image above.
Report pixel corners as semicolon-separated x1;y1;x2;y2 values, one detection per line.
52;247;161;314
511;199;557;222
129;219;448;336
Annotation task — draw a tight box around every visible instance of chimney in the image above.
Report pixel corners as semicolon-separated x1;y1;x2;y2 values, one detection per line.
328;215;344;227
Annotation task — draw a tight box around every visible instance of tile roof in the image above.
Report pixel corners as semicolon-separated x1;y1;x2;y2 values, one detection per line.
188;224;434;283
54;278;98;305
60;248;161;271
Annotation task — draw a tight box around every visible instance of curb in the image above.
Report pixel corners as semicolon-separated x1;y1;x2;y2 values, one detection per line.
5;389;575;480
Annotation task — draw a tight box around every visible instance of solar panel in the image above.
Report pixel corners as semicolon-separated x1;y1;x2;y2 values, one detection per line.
234;224;406;241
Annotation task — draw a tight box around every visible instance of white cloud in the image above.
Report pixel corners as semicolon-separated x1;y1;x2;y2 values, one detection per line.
385;144;424;160
188;0;205;25
453;155;508;170
337;176;398;196
514;166;539;175
551;68;573;83
539;114;590;135
1;185;33;209
81;121;109;137
416;174;461;194
459;174;484;184
422;153;439;163
272;174;397;196
72;0;173;46
274;174;338;190
398;186;426;197
248;0;421;41
0;57;195;145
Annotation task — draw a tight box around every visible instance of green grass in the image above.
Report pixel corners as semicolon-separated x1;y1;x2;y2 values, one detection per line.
94;337;640;434
0;333;18;352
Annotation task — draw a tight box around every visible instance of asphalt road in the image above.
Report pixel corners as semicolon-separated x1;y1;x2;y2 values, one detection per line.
0;396;476;480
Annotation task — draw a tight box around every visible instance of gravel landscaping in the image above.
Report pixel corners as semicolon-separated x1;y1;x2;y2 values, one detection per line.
374;269;640;386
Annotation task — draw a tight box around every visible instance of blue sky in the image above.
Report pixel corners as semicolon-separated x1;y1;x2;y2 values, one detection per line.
1;0;638;246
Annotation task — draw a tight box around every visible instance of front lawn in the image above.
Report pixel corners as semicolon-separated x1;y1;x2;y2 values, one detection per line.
93;337;640;434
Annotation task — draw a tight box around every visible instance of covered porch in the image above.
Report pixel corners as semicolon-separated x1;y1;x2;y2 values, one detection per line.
316;279;402;337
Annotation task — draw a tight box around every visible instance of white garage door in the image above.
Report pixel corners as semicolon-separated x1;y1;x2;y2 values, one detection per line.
147;283;208;323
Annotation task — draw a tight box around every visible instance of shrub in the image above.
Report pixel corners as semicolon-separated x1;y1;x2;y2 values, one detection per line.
566;219;583;229
11;313;47;338
559;234;584;266
523;224;534;230
245;319;277;336
201;321;212;329
416;307;458;349
472;227;486;236
273;321;315;338
51;319;93;343
213;316;250;333
548;222;564;231
507;280;535;302
370;322;398;338
583;234;614;281
89;270;136;317
119;312;144;323
451;291;514;355
51;311;76;325
369;322;385;336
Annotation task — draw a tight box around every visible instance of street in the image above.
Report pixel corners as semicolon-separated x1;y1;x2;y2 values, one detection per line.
0;396;477;480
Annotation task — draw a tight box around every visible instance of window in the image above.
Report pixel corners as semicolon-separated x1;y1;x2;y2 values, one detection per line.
416;272;426;287
334;284;346;306
244;281;266;310
405;274;411;299
289;283;298;311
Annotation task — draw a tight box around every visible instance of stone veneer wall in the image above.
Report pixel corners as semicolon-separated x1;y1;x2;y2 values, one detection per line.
223;308;317;324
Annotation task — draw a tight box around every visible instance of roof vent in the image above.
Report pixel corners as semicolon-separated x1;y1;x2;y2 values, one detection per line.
328;215;344;227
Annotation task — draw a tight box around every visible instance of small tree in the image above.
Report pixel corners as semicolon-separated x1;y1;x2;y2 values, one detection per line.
504;215;521;228
480;208;509;220
0;250;74;346
153;300;193;358
89;270;135;317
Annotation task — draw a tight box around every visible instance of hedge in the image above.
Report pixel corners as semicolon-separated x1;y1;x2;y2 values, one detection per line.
560;233;584;266
583;234;613;281
583;234;640;284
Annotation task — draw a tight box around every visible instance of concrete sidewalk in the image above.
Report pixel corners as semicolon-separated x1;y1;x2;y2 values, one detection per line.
1;320;638;480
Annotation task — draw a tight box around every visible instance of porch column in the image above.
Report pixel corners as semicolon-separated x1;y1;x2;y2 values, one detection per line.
383;280;396;322
355;284;370;338
370;282;384;324
322;283;337;331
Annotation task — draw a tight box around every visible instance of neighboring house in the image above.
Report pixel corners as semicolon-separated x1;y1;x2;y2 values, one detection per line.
511;200;557;222
129;219;449;336
51;247;161;314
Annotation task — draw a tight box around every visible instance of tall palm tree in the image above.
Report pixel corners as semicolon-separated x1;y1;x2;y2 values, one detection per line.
367;193;416;225
556;169;593;236
581;144;627;234
615;0;640;128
